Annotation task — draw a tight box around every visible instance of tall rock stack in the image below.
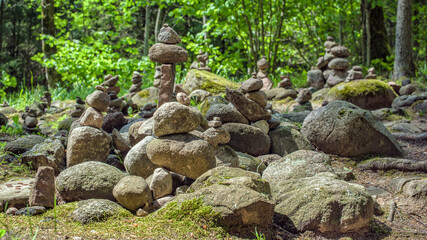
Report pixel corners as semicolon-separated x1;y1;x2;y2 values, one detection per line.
148;24;188;107
22;106;38;130
108;92;125;113
326;45;351;87
129;71;143;97
66;90;112;167
257;56;273;90
96;74;120;95
197;50;212;72
69;97;85;118
226;73;271;123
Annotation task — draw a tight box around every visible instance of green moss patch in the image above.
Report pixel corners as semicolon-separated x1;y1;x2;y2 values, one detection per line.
327;80;396;99
184;69;240;95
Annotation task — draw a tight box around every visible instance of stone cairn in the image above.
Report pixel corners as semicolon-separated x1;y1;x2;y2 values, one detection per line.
108;92;124;113
139;103;157;118
80;90;110;129
69;97;85;118
278;75;293;89
40;91;52;110
293;88;313;111
148;24;188;107
308;36;352;89
22;106;38;130
129;71;143;97
345;66;364;82
196;50;212;72
96;74;120;95
365;67;377;79
257;56;273;90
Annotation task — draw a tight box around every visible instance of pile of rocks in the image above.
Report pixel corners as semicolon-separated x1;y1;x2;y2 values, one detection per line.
257;56;273;90
108;92;124;113
96;74;120;95
129;71;143;97
21;106;38;130
66;90;112;167
345;65;364;82
148;24;188;107
40;91;52;110
365;67;377;79
196;50;211;72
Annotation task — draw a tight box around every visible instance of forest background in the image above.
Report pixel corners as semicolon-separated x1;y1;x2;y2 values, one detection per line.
0;0;426;101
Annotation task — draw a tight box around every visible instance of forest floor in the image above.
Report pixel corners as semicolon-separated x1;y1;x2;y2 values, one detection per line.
0;104;426;240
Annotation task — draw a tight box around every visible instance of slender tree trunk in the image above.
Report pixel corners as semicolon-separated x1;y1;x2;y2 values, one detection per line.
366;6;371;66
154;7;161;42
0;0;4;57
241;0;257;72
42;0;60;89
361;0;366;64
143;4;151;56
393;0;414;79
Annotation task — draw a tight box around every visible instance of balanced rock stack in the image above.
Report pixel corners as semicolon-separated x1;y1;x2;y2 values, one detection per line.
66;90;112;167
326;44;351;87
96;74;120;95
307;66;325;90
69;97;85;118
108;92;124;113
257;56;273;90
345;66;364;82
365;67;377;79
293;88;313;112
129;71;143;97
226;73;270;123
139;102;157;118
148;24;188;107
22;106;38;130
40;91;52;110
197;50;211;72
278;75;293;89
202;117;230;147
145;102;216;180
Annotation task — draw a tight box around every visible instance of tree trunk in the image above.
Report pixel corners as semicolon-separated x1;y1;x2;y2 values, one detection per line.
366;6;371;66
42;0;60;89
154;7;161;42
143;4;151;56
0;0;4;58
393;0;414;80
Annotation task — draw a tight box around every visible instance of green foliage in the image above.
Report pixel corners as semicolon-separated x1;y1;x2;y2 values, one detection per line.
0;71;18;99
0;116;24;136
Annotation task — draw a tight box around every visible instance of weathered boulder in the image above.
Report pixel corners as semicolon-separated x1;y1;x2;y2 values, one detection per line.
4;135;45;154
301;101;403;157
222;123;271;156
226;88;271;122
102;111;127;133
124;136;159;179
21;139;65;174
265;88;298;100
71;199;130;224
85;90;110;112
79;107;103;129
130;87;159;109
153;102;200;137
56;161;125;201
325;80;397;110
272;173;374;233
66;126;112;167
0;178;34;212
236;152;267;174
29;166;55;208
149;168;173;199
262;150;334;184
328;58;349;70
215;144;239;167
268;126;312;156
183;69;240;95
307;69;325;89
146;133;216;179
113;175;153;212
175;167;274;227
148;43;188;64
205;104;249;124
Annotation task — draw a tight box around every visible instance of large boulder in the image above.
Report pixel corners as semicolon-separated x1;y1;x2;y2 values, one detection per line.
130;87;159;109
175;167;274;228
183;69;240;95
4;135;45;154
71;199;130;224
153;102;200;137
113;175;153;212
124;136;159;179
56;161;125;201
301;101;403;157
268;126;312;156
226;89;271;122
265;88;298;100
222;123;271;156
146;133;216;179
101;112;127;133
272;173;374;233
205;104;249;124
21;139;65;174
262;150;334;184
236;152;267;174
215;144;239;167
325;80;397;110
66;126;112;167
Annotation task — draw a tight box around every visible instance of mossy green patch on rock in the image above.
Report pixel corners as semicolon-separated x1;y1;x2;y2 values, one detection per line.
325;80;397;110
183;69;240;95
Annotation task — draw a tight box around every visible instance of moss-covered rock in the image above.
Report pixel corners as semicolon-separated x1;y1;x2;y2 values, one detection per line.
183;69;240;94
272;97;295;113
325;80;397;110
71;199;131;224
131;87;159;109
272;173;374;234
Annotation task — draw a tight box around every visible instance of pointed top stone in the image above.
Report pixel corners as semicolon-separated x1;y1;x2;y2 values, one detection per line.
158;24;181;44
